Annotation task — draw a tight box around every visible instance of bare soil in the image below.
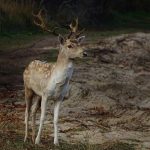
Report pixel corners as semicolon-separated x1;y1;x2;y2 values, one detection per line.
0;33;150;150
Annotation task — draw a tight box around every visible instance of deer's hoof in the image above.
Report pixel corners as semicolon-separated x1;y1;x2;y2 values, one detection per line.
54;142;59;146
24;136;27;142
35;138;40;145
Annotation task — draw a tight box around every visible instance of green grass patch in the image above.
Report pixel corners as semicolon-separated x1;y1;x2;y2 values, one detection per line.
111;11;150;29
0;31;45;51
0;28;149;52
86;11;150;41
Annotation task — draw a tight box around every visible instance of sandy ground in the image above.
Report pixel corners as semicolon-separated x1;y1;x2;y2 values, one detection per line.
0;33;150;149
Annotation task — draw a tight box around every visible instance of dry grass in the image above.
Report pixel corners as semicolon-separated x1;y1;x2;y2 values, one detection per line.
0;131;135;150
0;101;135;150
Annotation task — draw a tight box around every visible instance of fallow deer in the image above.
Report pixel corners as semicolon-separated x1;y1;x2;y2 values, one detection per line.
23;9;86;145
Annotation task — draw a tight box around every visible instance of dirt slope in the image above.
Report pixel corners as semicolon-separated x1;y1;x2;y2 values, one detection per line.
0;33;150;149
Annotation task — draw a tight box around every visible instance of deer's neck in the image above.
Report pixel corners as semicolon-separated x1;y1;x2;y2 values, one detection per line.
55;50;73;70
46;49;73;94
51;49;73;83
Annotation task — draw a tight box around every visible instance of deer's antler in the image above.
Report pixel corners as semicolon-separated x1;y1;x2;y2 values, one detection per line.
68;18;85;39
33;10;84;39
33;9;59;36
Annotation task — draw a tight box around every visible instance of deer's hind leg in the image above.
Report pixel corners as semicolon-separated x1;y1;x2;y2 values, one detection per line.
24;87;34;142
31;95;41;143
35;95;48;144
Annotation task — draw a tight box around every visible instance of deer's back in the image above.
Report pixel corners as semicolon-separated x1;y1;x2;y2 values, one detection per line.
24;60;55;94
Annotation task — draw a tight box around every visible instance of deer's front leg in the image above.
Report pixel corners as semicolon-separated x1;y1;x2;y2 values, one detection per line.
54;100;62;145
35;95;47;144
64;85;71;99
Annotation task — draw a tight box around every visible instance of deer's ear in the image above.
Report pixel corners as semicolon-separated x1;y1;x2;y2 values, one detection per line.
77;36;85;43
58;35;65;45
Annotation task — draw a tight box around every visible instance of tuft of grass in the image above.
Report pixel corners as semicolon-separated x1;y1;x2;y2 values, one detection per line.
0;135;136;150
103;142;135;150
0;130;136;150
0;110;135;150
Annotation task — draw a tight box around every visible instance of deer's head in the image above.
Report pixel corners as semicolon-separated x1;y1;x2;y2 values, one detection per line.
58;35;86;60
33;10;86;60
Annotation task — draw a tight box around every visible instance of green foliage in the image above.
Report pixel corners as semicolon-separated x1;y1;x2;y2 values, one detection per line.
107;11;150;29
0;0;150;33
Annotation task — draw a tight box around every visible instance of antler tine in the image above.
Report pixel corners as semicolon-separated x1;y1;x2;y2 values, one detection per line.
75;28;85;38
68;18;85;39
68;18;79;39
33;9;44;29
33;9;59;36
70;18;78;33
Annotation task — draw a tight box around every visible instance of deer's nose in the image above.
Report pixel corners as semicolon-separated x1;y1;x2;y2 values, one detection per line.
83;51;88;57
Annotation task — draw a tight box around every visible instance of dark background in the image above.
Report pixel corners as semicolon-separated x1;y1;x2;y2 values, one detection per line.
0;1;150;149
0;0;150;34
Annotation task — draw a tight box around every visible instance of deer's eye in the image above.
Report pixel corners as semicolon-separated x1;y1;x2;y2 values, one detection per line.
67;45;73;48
